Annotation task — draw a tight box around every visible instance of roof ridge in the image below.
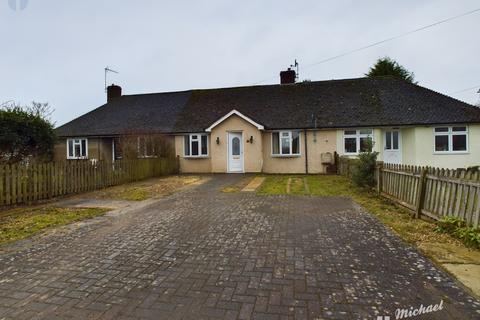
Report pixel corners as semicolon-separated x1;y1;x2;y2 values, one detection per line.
122;77;370;97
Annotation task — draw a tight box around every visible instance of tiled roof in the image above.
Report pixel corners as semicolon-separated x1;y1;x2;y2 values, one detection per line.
56;77;480;137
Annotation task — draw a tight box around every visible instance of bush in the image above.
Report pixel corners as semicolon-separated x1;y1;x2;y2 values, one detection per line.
435;216;466;233
352;143;379;188
0;102;56;164
435;216;480;249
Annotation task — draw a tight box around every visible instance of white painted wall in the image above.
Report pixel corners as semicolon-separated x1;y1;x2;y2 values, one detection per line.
402;124;480;169
335;128;383;159
336;124;480;169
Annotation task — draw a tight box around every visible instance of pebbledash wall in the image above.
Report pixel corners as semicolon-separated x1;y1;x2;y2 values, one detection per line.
174;114;337;174
336;124;480;169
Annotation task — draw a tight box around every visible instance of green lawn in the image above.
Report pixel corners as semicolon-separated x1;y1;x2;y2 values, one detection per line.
257;175;289;194
0;206;109;245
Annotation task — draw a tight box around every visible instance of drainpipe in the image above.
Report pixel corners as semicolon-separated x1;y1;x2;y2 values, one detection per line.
304;129;308;174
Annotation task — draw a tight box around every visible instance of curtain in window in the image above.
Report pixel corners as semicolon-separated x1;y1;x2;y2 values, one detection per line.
292;131;300;154
272;132;280;154
184;136;190;155
68;140;74;157
201;135;208;155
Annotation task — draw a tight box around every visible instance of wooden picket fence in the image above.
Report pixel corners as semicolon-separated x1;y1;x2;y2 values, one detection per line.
0;157;179;207
378;163;480;227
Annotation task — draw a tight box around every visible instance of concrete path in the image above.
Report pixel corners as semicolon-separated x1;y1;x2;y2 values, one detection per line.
0;175;479;319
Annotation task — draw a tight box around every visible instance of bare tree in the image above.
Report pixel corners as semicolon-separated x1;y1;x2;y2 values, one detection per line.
115;132;174;161
1;101;55;124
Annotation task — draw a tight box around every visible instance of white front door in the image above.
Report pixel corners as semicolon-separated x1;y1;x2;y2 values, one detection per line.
384;130;402;164
228;132;243;173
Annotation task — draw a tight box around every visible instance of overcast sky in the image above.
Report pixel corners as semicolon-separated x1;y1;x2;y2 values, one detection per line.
1;0;479;126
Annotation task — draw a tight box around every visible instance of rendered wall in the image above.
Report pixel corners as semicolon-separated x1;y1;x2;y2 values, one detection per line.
403;124;480;169
210;115;263;173
174;135;212;173
262;130;337;174
54;138;113;162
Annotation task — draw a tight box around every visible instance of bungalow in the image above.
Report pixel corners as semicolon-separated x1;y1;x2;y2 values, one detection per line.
55;70;480;173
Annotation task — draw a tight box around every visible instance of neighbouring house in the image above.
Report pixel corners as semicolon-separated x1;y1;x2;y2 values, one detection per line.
55;69;480;173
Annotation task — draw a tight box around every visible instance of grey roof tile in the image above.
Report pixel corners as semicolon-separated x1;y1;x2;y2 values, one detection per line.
55;77;480;137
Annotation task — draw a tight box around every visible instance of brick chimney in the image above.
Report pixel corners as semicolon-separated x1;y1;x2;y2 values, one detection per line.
107;84;122;102
280;68;296;84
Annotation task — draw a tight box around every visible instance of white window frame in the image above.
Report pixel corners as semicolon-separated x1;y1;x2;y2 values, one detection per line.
271;130;301;157
66;138;88;159
433;126;469;154
343;129;374;155
384;130;400;151
184;133;209;158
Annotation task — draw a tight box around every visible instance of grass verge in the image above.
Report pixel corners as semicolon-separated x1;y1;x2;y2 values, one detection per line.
0;206;109;245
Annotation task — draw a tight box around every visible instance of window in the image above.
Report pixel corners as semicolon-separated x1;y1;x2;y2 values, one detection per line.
343;129;373;154
385;131;399;150
272;131;300;156
434;126;468;153
67;138;88;159
138;136;156;158
184;134;209;157
113;137;123;160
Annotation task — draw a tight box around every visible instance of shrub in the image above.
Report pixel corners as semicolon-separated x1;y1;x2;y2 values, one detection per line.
435;216;480;249
454;227;480;248
352;142;379;188
435;216;466;233
0;102;56;164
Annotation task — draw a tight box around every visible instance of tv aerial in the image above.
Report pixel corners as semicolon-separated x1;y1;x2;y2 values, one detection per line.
290;59;299;79
104;66;119;92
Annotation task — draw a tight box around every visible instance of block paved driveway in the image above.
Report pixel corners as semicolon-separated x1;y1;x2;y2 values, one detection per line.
0;175;479;320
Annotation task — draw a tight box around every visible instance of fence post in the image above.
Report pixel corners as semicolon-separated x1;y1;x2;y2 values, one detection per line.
376;161;383;194
415;168;427;219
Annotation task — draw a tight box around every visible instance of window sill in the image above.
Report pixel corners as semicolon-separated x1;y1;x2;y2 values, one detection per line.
343;151;373;156
433;152;469;155
271;154;301;158
183;156;210;159
67;157;88;160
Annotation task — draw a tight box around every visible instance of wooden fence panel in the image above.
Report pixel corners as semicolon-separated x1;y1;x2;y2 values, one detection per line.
0;157;178;208
337;156;480;227
383;165;479;227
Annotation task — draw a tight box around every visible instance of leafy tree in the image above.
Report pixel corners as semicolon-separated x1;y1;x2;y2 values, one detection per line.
0;102;56;164
366;57;416;84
